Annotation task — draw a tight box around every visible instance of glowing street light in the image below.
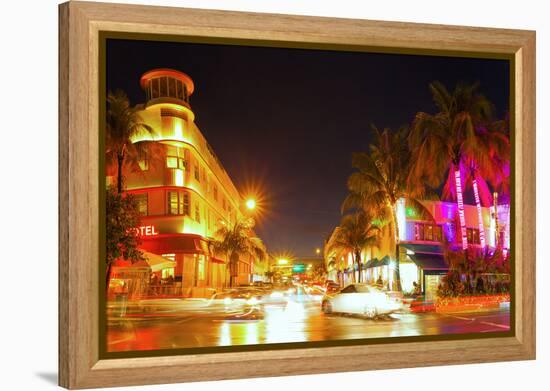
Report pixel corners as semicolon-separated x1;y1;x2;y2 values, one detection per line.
277;259;289;265
245;198;256;211
315;248;321;255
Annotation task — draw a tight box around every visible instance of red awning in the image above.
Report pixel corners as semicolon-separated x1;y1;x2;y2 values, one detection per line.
139;234;209;255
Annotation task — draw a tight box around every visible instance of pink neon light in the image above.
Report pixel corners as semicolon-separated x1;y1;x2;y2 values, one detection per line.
472;179;486;248
454;169;468;250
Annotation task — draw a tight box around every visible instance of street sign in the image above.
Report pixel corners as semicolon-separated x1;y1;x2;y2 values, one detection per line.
292;264;305;273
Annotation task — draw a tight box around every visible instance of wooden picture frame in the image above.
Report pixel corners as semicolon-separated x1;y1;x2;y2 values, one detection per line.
59;1;536;389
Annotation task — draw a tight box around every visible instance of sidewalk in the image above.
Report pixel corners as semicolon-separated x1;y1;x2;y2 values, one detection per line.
406;294;510;314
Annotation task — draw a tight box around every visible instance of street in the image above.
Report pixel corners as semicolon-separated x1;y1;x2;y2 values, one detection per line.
107;298;510;352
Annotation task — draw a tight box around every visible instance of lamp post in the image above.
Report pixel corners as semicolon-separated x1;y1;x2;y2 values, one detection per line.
242;197;257;284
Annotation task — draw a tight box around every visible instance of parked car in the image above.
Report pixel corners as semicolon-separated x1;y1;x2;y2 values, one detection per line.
321;283;403;318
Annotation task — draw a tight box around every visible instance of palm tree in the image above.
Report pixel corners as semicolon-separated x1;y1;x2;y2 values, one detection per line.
106;89;155;193
211;218;267;288
463;121;510;248
325;212;380;283
409;81;494;250
342;126;432;291
479;119;511;248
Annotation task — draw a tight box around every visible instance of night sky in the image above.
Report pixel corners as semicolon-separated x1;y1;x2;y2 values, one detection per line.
106;39;510;258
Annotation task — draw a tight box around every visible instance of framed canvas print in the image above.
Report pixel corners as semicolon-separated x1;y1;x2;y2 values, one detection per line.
58;1;536;389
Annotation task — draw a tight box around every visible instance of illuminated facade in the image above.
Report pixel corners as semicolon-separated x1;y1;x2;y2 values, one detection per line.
109;69;265;297
326;199;510;297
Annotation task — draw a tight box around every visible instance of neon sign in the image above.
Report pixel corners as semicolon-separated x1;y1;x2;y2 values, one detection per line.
136;225;159;236
472;180;486;248
454;169;468;250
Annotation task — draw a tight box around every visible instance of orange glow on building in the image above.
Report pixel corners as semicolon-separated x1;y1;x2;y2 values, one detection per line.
108;69;268;297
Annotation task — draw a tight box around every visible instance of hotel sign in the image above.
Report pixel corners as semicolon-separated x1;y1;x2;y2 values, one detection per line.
135;225;159;236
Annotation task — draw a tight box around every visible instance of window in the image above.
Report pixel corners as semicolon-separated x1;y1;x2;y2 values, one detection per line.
166;156;186;169
340;285;356;294
151;78;160;98
159;76;167;96
195;203;201;223
166;156;177;168
222;198;226;210
433;225;443;242
355;285;371;293
168;77;176;98
162;268;175;279
183;193;190;216
138;159;149;171
135;193;148;216
414;223;443;242
194;165;200;181
168;191;179;215
167;191;190;216
145;83;151;101
467;228;480;245
213;185;218;201
176;80;184;100
425;225;433;241
416;224;425;240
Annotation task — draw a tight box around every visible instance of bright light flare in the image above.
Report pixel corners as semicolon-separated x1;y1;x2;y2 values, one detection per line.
245;198;256;210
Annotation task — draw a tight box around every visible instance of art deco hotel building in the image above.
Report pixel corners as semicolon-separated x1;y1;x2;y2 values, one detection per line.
107;69;263;297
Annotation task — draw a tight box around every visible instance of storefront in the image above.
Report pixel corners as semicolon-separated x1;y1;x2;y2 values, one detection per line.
363;256;392;289
108;251;177;300
400;244;448;299
139;233;227;297
108;260;151;300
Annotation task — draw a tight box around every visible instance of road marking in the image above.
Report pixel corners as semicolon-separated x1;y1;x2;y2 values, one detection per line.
445;314;474;321
480;321;509;329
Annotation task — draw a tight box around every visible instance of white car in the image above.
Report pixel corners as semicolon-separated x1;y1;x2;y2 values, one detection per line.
321;283;403;318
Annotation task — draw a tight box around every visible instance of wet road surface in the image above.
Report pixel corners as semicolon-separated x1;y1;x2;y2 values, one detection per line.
107;299;510;352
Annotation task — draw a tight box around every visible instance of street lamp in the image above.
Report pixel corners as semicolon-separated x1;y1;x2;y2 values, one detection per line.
245;198;256;211
315;248;321;255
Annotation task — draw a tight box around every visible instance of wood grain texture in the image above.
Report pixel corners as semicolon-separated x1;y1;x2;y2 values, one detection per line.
58;1;536;389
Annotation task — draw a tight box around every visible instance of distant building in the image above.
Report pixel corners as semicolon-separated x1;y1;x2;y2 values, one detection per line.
107;69;267;297
293;257;325;281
